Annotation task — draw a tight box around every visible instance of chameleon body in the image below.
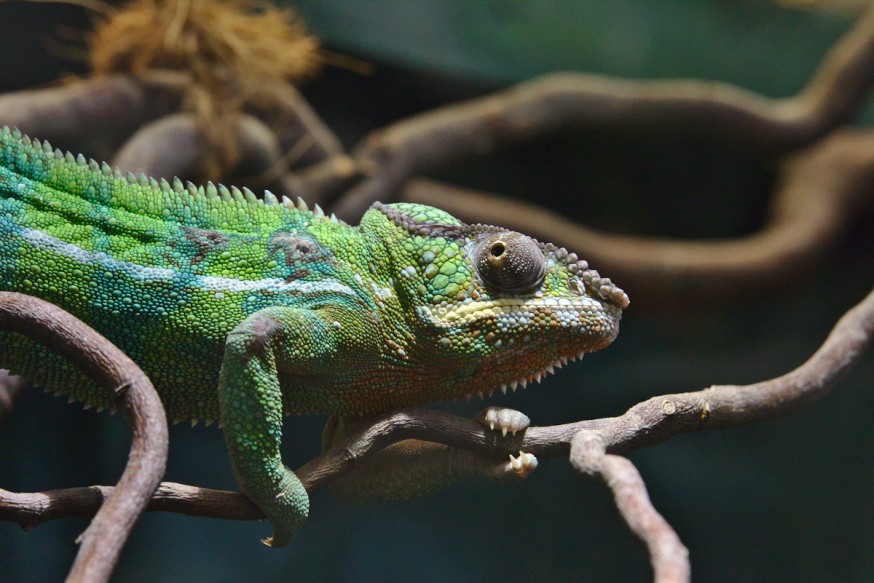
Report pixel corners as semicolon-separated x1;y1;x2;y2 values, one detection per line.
0;127;628;545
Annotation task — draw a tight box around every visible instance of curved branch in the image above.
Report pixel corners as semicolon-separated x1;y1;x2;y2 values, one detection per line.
111;112;284;186
332;7;874;219
402;129;874;303
0;293;168;583
0;75;181;149
300;281;872;473
283;155;363;205
2;287;870;529
570;432;689;583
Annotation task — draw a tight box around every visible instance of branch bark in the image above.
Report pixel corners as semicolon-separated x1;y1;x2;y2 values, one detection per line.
111;112;283;185
0;293;168;583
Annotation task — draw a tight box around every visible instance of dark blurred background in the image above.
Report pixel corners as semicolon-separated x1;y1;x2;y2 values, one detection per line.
0;1;872;581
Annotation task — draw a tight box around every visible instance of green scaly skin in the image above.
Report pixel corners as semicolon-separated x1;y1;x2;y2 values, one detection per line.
0;127;628;546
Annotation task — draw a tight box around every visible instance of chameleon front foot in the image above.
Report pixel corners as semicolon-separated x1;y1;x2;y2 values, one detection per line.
246;464;310;548
476;406;530;437
474;407;537;480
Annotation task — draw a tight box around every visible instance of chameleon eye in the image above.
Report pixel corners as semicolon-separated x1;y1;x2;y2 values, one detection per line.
473;232;545;293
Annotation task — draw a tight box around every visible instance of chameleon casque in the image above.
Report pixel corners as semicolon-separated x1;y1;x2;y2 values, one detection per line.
0;127;628;546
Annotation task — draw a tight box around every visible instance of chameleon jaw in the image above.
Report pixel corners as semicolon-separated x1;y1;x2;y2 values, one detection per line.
417;296;610;328
424;298;617;403
460;350;587;402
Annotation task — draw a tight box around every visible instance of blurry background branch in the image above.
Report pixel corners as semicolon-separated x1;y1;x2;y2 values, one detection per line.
331;5;874;218
402;129;874;302
0;5;870;306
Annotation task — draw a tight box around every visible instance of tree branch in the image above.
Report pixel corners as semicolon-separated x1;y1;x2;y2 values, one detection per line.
402;128;874;303
0;293;168;583
111;112;283;185
0;74;182;148
331;7;874;220
3;287;870;531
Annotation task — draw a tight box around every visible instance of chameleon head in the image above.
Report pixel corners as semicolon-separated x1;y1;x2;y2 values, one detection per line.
360;202;629;401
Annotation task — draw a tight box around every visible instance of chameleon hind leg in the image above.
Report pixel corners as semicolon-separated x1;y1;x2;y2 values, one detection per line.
323;407;537;504
218;304;377;547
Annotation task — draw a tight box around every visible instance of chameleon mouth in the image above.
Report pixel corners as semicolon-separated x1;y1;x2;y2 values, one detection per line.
460;350;586;401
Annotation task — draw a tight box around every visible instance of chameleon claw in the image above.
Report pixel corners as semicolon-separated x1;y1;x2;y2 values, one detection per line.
475;406;530;437
508;451;538;478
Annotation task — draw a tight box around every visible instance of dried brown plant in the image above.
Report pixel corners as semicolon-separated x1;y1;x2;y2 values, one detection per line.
89;0;320;177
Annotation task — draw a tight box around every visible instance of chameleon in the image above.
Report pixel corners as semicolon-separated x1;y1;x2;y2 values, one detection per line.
0;126;628;546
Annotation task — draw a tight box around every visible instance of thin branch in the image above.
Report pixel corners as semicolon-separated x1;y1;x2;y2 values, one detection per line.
0;482;260;528
570;431;689;583
301;278;872;474
3;287;870;527
402;128;874;303
0;293;168;583
282;154;362;205
331;7;874;220
111;112;283;186
257;82;345;165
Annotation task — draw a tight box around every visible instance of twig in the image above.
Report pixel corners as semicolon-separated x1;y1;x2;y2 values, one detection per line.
0;293;168;583
331;7;874;220
258;82;345;164
402;129;874;303
282;155;365;206
0;482;260;527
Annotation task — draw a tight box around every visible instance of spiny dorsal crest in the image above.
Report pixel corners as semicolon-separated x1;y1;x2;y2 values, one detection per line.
1;126;347;225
